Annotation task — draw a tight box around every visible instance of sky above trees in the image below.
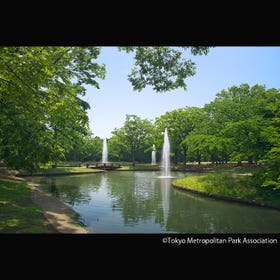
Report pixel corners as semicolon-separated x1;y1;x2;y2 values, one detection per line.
83;46;280;139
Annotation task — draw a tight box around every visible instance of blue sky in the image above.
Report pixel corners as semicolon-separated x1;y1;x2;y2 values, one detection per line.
83;46;280;139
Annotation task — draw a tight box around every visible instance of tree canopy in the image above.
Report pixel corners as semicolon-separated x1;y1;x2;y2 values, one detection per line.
119;47;210;92
0;46;210;170
111;114;153;166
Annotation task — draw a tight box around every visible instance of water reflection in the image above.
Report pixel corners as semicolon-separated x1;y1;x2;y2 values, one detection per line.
167;188;280;233
106;172;161;227
160;178;170;228
50;178;58;196
27;171;280;233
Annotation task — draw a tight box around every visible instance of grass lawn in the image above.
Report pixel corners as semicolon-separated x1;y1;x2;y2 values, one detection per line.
173;172;280;208
2;163;278;233
0;179;57;233
19;167;104;176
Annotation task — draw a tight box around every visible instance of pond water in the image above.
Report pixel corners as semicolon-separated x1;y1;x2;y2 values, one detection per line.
28;171;280;233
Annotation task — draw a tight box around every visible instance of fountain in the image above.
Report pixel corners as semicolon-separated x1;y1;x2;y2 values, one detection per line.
151;144;156;165
158;128;173;178
101;138;108;163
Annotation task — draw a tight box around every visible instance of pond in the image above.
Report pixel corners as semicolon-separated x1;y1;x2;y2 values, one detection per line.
28;171;280;233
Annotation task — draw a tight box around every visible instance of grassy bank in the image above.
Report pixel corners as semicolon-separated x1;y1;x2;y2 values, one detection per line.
18;167;104;176
1;163;278;233
0;179;57;233
172;173;280;209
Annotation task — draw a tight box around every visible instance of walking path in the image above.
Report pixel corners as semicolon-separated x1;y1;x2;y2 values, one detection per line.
29;183;89;233
1;167;89;233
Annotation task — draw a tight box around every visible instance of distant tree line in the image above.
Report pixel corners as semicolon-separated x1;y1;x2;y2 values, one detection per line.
65;84;280;189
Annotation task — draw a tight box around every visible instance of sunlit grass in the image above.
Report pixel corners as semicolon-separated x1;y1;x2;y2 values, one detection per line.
0;179;56;233
56;161;82;167
19;167;103;176
173;173;280;204
42;167;102;174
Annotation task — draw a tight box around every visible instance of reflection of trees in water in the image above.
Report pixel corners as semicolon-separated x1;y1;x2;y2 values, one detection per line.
50;178;58;196
105;172;280;233
107;172;164;226
166;188;280;233
165;189;218;233
39;174;103;206
166;188;236;233
31;172;280;233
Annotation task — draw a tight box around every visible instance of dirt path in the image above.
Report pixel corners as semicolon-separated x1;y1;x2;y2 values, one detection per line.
1;167;89;233
29;183;89;234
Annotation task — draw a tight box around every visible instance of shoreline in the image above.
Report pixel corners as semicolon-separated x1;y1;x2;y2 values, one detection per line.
172;182;280;211
28;182;90;233
0;168;90;233
1;165;279;233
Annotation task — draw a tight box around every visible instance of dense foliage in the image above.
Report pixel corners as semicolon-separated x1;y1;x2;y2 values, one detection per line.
0;46;209;171
0;47;105;171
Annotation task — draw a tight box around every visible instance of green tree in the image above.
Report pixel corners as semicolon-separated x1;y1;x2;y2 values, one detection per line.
155;107;198;165
176;107;226;164
0;46;211;171
119;47;210;92
203;84;271;164
107;135;126;162
111;115;153;166
0;47;106;171
65;133;103;162
258;89;280;189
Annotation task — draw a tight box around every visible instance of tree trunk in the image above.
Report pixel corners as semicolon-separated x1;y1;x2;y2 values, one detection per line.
248;155;253;165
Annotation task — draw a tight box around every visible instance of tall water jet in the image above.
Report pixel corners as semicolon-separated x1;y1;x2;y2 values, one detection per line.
151;144;156;165
160;128;172;178
102;138;108;163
